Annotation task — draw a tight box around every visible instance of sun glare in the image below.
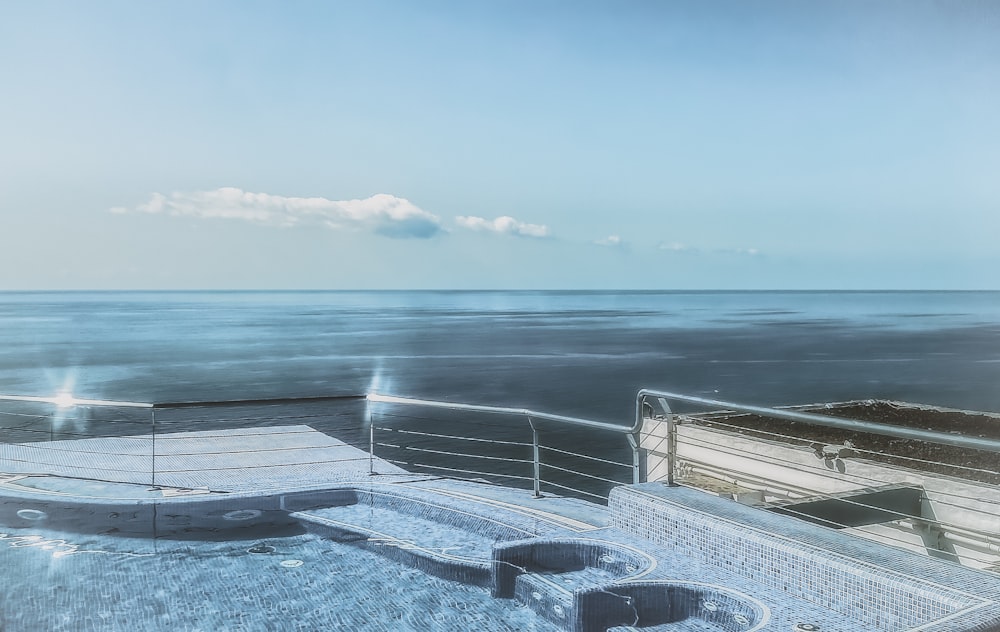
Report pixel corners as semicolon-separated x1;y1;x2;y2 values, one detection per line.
53;392;76;409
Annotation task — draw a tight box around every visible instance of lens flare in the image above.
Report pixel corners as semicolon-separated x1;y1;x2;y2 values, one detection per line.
364;364;390;424
53;392;76;409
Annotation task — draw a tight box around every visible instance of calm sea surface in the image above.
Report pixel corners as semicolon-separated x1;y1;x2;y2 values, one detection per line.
2;291;1000;420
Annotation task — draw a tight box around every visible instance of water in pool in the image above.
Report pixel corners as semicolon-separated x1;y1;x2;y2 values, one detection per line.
0;527;561;631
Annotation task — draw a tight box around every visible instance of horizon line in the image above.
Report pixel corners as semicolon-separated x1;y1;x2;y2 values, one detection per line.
1;288;998;294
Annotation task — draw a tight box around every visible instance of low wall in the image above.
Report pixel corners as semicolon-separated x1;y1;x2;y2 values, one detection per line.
610;484;1000;632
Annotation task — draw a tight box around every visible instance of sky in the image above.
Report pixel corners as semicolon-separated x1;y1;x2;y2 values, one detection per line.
1;0;998;290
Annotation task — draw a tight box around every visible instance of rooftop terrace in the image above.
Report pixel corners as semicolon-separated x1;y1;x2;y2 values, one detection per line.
3;390;1000;631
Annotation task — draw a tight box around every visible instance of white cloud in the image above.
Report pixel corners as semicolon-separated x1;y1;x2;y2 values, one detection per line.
455;215;550;238
595;235;623;247
657;241;690;252
715;247;761;256
116;188;444;239
656;242;761;256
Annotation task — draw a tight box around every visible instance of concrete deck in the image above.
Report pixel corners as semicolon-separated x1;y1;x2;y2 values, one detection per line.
0;424;409;493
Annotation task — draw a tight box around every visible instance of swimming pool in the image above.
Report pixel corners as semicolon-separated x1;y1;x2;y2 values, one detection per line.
0;481;779;632
0;525;562;631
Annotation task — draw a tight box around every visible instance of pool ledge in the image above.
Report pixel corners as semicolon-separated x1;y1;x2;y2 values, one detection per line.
612;484;1000;632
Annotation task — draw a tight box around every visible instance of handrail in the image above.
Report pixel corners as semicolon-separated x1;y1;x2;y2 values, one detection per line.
636;388;1000;485
367;393;635;434
0;394;153;409
153;394;366;409
366;392;642;495
636;389;1000;453
0;393;368;410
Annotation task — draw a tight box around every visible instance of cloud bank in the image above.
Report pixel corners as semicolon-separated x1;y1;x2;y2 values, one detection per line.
455;215;550;238
112;188;444;239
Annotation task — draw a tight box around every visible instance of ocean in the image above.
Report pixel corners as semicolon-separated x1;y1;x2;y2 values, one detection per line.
2;290;1000;420
1;289;999;499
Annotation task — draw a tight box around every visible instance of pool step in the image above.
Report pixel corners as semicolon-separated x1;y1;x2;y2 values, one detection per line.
514;566;628;630
514;572;576;628
291;504;505;586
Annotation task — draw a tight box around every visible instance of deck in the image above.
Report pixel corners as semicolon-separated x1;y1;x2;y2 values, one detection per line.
0;424;408;493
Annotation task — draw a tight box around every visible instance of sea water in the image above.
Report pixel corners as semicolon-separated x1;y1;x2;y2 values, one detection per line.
1;290;999;419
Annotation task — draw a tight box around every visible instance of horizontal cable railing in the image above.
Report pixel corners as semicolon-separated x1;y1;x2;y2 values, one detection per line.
5;387;1000;570
637;389;1000;571
366;393;640;502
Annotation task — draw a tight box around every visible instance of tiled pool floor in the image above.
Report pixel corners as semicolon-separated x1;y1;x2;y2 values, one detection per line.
0;527;562;632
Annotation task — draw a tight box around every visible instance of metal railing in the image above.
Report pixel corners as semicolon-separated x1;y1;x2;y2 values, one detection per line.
366;393;642;501
636;388;1000;486
5;386;1000;569
5;388;999;491
637;389;1000;571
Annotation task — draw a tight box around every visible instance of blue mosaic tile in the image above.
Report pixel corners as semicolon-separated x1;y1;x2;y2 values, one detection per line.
610;484;1000;632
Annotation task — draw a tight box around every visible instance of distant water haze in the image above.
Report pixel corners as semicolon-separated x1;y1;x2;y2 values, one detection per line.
1;291;999;421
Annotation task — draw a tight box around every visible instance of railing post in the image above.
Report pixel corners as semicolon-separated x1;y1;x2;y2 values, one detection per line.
664;400;676;486
368;406;375;476
529;416;541;498
150;408;157;488
627;432;642;484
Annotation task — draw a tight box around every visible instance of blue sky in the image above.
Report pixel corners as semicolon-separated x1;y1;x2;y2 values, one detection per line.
1;1;997;289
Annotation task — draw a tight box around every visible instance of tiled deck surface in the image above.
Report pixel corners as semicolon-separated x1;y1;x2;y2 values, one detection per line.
613;484;1000;632
0;424;410;492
